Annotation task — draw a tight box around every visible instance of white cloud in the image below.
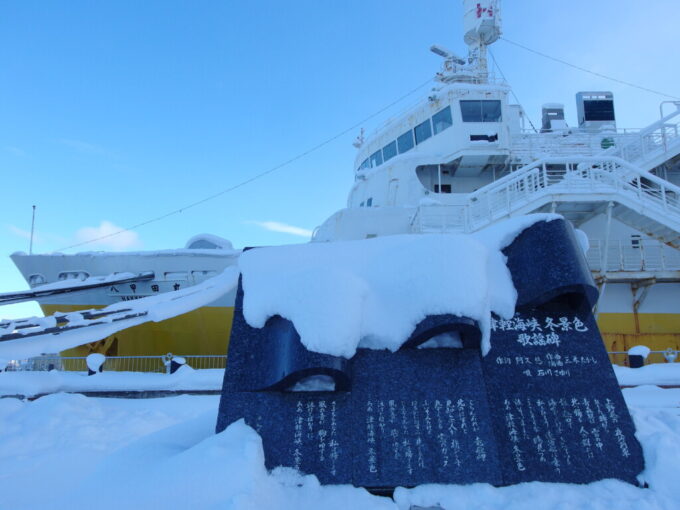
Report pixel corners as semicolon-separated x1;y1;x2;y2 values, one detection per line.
58;138;111;156
75;221;141;251
7;224;35;241
3;146;26;156
7;225;67;249
250;221;313;238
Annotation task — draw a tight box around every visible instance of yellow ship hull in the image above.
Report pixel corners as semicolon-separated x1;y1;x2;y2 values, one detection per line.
42;305;680;368
599;313;680;365
42;304;235;359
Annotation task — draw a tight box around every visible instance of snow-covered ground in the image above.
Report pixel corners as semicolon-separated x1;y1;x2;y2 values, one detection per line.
0;385;678;510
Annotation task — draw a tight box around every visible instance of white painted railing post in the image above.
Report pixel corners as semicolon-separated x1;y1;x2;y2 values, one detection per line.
662;185;668;211
660;243;667;271
542;163;548;188
601;202;614;273
506;186;511;215
487;194;492;223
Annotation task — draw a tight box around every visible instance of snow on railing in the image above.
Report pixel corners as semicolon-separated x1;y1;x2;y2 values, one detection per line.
4;354;228;373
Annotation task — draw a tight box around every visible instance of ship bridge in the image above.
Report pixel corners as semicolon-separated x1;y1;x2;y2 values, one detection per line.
413;105;680;240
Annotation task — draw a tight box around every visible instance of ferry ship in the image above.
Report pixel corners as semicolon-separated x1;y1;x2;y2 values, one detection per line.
7;0;680;363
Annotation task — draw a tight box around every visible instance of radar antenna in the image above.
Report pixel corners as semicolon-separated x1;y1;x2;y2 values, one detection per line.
432;0;502;84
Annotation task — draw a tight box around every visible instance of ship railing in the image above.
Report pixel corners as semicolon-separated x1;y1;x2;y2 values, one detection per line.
510;131;640;159
412;155;680;235
465;156;680;233
512;107;680;170
3;354;228;373
411;204;467;233
518;127;644;135
587;239;680;272
602;107;680;166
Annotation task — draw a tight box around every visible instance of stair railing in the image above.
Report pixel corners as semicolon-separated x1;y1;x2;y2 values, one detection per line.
463;156;680;233
603;107;680;165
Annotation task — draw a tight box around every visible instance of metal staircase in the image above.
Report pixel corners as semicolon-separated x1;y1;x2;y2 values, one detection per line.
415;156;680;246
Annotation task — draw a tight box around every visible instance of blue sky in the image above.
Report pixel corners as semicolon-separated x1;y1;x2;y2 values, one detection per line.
2;0;679;318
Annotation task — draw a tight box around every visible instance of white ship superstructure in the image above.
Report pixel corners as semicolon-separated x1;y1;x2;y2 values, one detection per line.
6;0;680;362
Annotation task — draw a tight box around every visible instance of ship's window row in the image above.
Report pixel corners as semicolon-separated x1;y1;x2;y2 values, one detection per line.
460;100;502;122
58;271;90;281
357;105;453;172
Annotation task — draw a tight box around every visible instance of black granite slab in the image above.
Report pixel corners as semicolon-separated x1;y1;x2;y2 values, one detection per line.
216;219;644;489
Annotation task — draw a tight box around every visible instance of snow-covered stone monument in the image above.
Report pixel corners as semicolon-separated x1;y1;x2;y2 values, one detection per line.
216;216;644;492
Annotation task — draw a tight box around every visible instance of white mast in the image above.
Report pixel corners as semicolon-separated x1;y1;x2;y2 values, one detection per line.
432;1;502;84
462;0;502;82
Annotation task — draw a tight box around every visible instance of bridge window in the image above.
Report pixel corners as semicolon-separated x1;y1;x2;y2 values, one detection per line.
460;100;502;122
369;150;383;168
432;106;453;134
583;100;615;121
358;158;369;172
366;198;373;206
382;141;397;162
414;119;432;144
397;130;414;153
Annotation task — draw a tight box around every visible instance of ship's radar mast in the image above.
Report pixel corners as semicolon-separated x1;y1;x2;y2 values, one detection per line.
432;0;502;84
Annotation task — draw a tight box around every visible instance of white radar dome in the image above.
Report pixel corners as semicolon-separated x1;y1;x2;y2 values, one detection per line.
463;0;501;46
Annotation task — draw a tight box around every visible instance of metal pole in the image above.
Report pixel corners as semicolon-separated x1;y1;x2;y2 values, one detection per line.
29;205;36;255
595;201;614;319
438;165;442;196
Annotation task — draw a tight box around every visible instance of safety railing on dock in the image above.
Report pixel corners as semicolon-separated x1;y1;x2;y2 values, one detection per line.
608;350;678;367
4;354;228;373
4;352;676;373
